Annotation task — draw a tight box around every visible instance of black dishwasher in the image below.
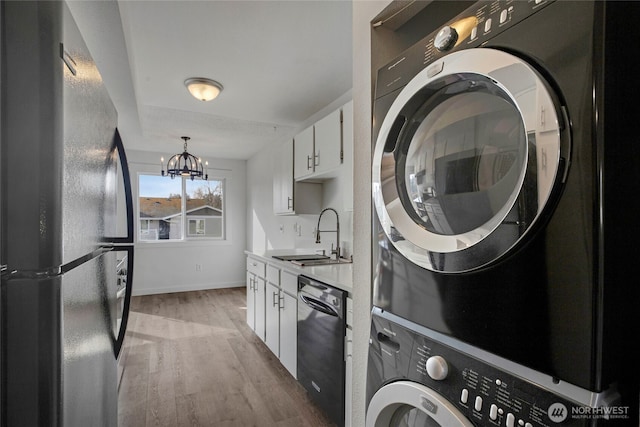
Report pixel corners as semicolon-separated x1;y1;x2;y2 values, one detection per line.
297;275;346;427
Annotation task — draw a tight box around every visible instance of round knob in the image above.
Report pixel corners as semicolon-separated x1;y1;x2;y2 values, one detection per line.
426;355;449;380
434;26;458;52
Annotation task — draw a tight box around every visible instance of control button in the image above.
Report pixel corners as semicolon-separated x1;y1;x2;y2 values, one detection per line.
434;26;458;52
461;389;469;404
475;396;483;411
506;413;515;427
518;420;524;426
484;18;492;33
496;379;502;386
525;423;533;427
490;404;498;420
426;355;449;380
471;26;478;40
500;9;508;24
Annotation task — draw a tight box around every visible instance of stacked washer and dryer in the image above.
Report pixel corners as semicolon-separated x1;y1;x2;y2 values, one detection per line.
367;1;639;426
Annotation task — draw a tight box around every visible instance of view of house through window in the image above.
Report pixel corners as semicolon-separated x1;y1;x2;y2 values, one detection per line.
138;174;224;241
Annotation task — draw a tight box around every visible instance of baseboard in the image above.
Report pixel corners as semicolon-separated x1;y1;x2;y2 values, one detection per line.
132;281;245;296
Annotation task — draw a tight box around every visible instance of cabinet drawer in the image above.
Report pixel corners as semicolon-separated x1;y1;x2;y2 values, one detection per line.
246;257;266;277
266;264;280;285
281;270;298;295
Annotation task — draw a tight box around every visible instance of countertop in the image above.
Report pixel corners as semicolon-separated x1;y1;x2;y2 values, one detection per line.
245;249;353;294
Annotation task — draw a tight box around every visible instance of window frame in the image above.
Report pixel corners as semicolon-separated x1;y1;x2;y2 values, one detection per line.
137;173;226;243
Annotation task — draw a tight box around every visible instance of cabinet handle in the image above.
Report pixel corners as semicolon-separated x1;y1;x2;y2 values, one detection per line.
273;291;279;307
307;155;313;170
287;197;293;210
314;151;320;167
279;294;285;310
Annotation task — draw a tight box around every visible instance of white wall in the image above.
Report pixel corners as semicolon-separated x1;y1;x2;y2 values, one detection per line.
246;92;354;257
125;149;247;295
352;2;393;426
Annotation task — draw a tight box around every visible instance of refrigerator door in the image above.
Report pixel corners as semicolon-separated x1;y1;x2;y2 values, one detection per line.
61;251;118;425
62;1;118;265
1;2;129;425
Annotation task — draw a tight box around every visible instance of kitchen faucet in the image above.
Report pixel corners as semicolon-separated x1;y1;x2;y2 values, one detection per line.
315;208;340;260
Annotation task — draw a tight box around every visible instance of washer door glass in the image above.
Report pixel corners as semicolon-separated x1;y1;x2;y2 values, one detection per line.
372;48;566;273
366;381;473;427
389;404;443;426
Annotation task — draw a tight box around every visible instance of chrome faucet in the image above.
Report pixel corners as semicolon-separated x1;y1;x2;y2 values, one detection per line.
315;208;340;260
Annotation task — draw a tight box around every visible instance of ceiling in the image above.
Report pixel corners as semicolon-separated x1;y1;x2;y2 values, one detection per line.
67;0;353;160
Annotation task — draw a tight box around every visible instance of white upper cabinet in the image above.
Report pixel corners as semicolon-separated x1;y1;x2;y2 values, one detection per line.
293;105;345;182
341;100;354;211
313;108;342;176
274;139;321;216
273;139;295;214
293;125;315;180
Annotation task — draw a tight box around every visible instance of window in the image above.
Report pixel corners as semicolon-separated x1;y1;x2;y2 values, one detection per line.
138;174;225;241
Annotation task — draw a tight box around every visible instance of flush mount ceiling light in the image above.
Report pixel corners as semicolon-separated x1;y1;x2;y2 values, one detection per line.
184;77;223;101
161;136;208;180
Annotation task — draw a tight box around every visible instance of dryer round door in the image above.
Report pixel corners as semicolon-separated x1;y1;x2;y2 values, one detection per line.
366;381;473;427
372;48;567;273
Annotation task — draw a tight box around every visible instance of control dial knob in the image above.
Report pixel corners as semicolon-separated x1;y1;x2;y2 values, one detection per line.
426;355;449;380
434;25;458;52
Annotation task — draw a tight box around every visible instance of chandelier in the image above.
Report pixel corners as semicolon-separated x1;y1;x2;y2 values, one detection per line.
161;136;208;180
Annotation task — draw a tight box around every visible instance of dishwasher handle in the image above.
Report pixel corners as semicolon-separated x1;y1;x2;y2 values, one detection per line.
299;294;338;317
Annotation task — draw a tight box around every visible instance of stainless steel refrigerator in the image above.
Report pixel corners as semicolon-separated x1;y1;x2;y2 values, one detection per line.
0;1;135;425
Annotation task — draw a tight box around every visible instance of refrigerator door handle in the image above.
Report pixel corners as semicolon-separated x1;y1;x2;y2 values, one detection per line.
102;129;135;359
104;129;134;245
113;245;134;359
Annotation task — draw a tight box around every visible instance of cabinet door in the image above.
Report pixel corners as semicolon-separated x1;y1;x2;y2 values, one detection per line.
246;272;255;331
279;291;297;378
265;283;280;356
254;276;266;342
341;100;354;211
345;326;353;427
273;139;294;214
314;108;342;175
294;125;314;180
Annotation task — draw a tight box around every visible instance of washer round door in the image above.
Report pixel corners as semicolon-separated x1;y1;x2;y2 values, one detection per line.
366;381;474;427
372;48;568;273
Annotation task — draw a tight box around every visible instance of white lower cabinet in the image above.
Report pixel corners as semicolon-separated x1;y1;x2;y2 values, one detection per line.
263;265;298;378
345;297;353;427
265;281;280;355
246;257;266;341
279;272;298;378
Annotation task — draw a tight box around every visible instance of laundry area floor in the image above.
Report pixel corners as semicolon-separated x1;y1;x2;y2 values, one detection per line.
117;288;335;427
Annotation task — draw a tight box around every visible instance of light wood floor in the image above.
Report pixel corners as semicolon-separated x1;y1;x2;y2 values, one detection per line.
117;287;336;427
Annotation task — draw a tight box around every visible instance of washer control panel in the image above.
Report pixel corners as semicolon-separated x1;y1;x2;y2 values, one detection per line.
376;0;555;99
369;312;607;426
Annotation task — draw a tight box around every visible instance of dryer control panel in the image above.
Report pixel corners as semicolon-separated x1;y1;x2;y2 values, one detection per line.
368;310;623;426
375;0;556;99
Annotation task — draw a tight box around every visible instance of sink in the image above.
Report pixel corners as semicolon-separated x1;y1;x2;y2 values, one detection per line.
271;254;352;267
272;254;330;262
290;258;352;267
